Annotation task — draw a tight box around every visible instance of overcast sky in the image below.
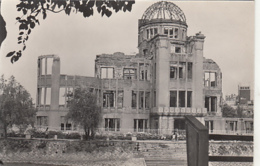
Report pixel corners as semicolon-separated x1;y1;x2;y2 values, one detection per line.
0;0;254;102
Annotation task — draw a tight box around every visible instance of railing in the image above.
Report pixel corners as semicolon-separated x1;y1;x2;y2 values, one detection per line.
208;129;253;136
185;115;253;166
152;107;207;116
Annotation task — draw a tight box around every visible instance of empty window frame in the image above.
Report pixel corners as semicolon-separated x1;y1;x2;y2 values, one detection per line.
59;87;66;105
139;91;144;109
164;28;169;36
170;91;192;107
211;97;217;112
187;91;192;107
174;28;179;39
226;121;237;132
36;116;48;126
169;28;173;38
204;72;217;87
187;62;192;79
103;90;115;107
134;119;148;132
105;118;120;131
40;88;51;106
170;91;177;107
123;68;137;80
179;62;186;79
210;72;217;87
154;91;156;107
41;58;46;75
170;45;182;54
132;91;137;108
182;29;186;40
117;90;123;108
139;63;149;80
179;91;185;107
145;92;150;109
205;120;214;133
146;27;158;39
170;62;177;79
245;121;253;133
101;67;114;79
175;47;181;53
60;116;72;130
46;58;53;75
164;27;179;39
205;96;217;112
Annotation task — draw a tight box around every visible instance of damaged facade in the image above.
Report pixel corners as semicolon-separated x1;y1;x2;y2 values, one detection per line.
36;1;226;134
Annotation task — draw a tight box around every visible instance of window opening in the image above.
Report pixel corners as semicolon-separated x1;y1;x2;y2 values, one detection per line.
145;92;150;108
164;28;168;35
103;90;115;107
170;63;177;79
134;119;148;132
205;96;217;112
170;91;177;107
169;28;173;38
105;118;120;131
123;68;137;80
132;91;137;108
187;91;192;107
101;67;114;79
175;47;181;53
117;90;123;108
204;72;210;87
210;72;217;87
205;120;214;133
37;116;48;126
139;91;144;109
154;28;158;35
179;91;185;107
59;87;66;105
175;28;179;38
46;88;51;105
187;62;192;79
46;58;53;75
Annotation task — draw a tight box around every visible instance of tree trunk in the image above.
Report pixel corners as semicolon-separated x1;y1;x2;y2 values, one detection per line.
90;127;95;139
3;123;7;139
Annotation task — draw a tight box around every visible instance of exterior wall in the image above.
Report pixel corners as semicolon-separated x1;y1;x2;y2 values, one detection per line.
36;55;101;130
35;2;224;135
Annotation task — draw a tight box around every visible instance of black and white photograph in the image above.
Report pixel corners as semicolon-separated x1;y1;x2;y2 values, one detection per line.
0;0;257;166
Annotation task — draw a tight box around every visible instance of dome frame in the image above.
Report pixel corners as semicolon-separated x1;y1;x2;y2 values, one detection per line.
141;1;186;23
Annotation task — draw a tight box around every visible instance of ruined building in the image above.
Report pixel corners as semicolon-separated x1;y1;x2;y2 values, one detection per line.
36;1;223;134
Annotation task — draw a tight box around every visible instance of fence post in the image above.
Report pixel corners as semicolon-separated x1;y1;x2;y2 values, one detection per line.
185;115;209;166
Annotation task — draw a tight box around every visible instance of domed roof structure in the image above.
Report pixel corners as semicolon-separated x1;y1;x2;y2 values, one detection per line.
141;1;186;23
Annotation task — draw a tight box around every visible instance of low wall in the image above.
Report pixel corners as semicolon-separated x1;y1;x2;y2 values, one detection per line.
0;138;139;165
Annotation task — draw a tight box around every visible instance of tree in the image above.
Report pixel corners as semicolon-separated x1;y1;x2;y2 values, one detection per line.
0;75;36;138
66;87;101;140
3;0;135;63
222;103;236;117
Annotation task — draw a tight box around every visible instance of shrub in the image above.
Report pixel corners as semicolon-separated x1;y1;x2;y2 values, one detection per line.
65;132;81;139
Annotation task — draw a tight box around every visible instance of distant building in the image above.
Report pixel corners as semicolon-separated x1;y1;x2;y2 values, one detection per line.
225;94;237;108
238;85;253;106
36;1;224;134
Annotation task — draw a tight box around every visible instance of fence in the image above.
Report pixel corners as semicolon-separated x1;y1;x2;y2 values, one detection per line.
185;115;253;166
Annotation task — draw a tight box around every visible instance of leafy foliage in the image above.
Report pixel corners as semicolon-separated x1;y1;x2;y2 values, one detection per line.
6;0;135;63
0;75;36;138
66;87;101;140
222;103;237;117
